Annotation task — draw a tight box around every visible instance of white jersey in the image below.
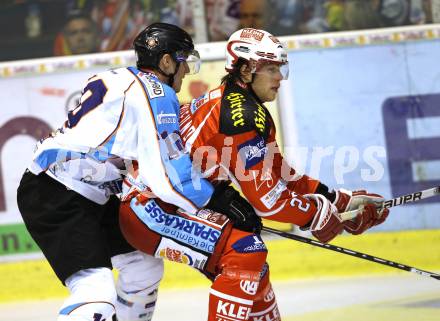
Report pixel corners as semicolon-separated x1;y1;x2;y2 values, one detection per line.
30;67;213;213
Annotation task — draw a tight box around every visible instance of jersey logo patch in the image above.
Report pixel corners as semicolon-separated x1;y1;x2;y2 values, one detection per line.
132;199;220;254
143;75;164;98
219;83;271;138
190;93;209;113
157;111;177;125
238;136;267;169
231;235;267;253
220;89;254;136
225;92;246;127
253;104;267;135
155;235;208;270
260;179;287;209
240;280;258;295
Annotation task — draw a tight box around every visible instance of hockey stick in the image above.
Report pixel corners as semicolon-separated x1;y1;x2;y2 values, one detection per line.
261;186;440;280
262;226;440;281
340;186;440;221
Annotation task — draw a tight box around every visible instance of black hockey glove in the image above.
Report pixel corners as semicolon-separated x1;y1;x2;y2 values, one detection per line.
206;183;262;234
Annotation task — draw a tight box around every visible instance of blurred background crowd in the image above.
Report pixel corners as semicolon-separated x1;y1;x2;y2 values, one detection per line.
1;0;440;61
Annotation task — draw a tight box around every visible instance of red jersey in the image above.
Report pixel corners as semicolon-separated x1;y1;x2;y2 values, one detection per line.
180;81;323;227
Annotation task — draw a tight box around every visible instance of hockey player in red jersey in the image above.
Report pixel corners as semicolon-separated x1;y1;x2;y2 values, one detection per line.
180;27;390;241
178;27;391;319
119;28;390;321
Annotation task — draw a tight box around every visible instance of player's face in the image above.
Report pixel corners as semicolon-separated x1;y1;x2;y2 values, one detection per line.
172;60;190;93
251;63;283;102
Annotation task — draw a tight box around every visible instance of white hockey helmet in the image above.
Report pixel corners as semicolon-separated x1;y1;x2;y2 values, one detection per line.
225;28;289;79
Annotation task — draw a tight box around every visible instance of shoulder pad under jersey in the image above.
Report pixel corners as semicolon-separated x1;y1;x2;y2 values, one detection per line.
219;83;271;139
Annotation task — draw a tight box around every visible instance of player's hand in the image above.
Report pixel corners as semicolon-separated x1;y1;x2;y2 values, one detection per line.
304;194;344;243
333;189;389;235
206;183;262;233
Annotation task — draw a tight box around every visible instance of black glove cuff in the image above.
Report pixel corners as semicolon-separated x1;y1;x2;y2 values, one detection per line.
315;182;336;203
205;183;262;234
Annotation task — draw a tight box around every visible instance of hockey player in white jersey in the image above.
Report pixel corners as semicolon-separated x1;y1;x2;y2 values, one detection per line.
17;23;261;321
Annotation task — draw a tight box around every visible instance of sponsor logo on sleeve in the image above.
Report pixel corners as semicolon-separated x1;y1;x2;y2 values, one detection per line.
157;111;177;125
159;247;193;265
190;93;209;113
195;209;229;228
232;235;267;253
132;200;221;253
260;179;287;209
143;75;164;98
238;136;267;169
155;238;208;270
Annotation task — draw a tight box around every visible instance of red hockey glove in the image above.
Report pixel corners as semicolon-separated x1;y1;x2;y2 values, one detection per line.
304;194;344;243
333;189;389;235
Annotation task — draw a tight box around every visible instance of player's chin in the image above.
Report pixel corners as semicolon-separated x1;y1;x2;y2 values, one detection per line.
266;89;278;101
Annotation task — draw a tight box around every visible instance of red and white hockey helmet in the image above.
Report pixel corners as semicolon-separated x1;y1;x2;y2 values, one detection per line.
225;28;289;79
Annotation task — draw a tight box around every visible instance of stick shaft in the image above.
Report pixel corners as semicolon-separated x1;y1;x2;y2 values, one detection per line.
340;186;440;221
262;226;440;281
381;186;440;209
